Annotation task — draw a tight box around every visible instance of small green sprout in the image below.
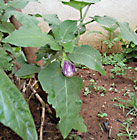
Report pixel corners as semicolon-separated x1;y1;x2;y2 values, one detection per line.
97;112;108;118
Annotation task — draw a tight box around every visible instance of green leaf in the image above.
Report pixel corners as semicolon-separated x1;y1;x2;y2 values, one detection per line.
102;25;118;32
16;55;27;65
3;25;60;50
0;0;4;5
52;20;77;43
68;45;106;75
15;64;41;77
75;0;100;3
0;69;38;140
3;44;16;56
7;0;38;9
62;0;100;11
134;67;137;71
0;0;6;10
61;41;75;53
73;115;87;132
61;1;88;11
0;32;3;40
92;16;118;26
73;135;81;140
38;61;85;138
118;22;137;45
47;35;61;50
42;14;61;28
2;11;39;26
0;21;15;33
2;25;46;47
0;48;12;71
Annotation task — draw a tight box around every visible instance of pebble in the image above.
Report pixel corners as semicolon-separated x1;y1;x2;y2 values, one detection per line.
102;105;105;108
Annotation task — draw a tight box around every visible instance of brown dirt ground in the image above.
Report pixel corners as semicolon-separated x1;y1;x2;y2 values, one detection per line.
0;62;137;140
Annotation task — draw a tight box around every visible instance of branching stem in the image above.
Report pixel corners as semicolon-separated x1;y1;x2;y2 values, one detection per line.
82;4;91;22
29;79;46;140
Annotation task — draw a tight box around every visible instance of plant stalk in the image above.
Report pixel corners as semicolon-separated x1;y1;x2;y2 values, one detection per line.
82;4;91;22
83;19;94;26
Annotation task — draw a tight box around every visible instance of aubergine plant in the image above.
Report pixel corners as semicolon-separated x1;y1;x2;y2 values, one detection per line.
1;0;137;139
0;0;105;139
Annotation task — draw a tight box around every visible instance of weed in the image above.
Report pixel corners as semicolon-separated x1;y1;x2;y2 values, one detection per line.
89;79;97;90
102;53;128;78
109;87;118;93
83;79;96;95
134;77;137;90
115;92;137;118
99;123;104;132
109;83;118;93
111;83;117;88
69;134;81;140
117;118;137;140
83;87;91;96
97;112;107;118
114;103;126;114
112;97;121;102
111;62;127;78
95;86;107;93
103;53;126;65
91;24;121;62
83;79;107;96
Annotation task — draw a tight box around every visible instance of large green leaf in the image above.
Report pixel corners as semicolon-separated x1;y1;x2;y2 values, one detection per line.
3;25;61;50
61;1;88;10
118;22;137;45
61;0;100;10
92;16;118;26
0;0;7;10
68;45;106;75
0;21;15;33
0;0;4;5
42;14;61;28
52;20;77;43
0;69;38;140
15;64;41;77
73;115;87;132
2;11;39;26
2;25;46;47
7;0;38;9
38;61;85;138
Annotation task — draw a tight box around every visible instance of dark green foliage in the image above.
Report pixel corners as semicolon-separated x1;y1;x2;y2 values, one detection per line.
0;69;38;140
122;42;137;62
0;47;13;71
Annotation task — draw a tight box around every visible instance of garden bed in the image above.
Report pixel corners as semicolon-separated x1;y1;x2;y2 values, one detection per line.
0;62;137;140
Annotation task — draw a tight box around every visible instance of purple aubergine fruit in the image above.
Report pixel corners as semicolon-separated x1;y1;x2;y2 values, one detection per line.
62;60;75;77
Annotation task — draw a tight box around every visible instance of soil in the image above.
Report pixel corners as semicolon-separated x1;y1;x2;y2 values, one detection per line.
0;62;137;140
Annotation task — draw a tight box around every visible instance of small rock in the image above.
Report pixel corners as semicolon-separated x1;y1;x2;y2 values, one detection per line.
102;105;105;108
